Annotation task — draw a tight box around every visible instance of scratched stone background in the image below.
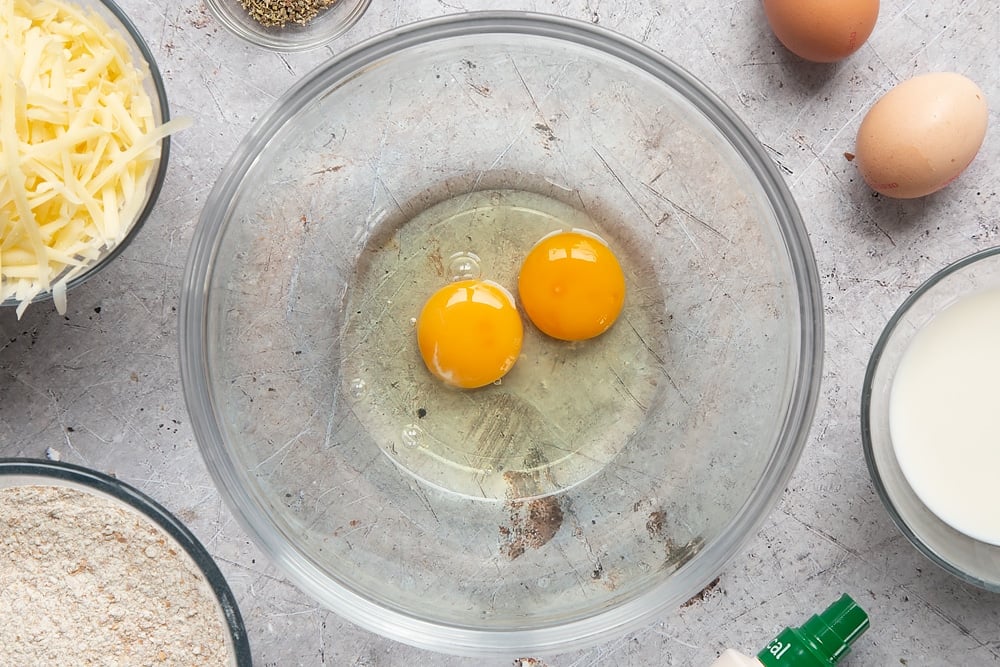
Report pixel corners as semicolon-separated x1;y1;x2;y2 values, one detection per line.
2;0;1000;665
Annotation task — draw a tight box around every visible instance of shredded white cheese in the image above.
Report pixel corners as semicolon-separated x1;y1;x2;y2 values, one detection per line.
0;0;191;318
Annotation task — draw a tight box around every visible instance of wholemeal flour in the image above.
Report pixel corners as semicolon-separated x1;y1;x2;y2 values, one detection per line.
0;485;232;666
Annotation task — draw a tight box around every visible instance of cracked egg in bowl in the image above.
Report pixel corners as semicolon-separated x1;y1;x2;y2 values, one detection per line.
180;12;823;658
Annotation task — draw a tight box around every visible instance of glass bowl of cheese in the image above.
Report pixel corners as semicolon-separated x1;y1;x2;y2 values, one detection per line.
0;0;186;318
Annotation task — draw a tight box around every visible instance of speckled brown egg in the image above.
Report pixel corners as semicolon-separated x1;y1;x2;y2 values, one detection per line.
763;0;879;63
855;73;988;199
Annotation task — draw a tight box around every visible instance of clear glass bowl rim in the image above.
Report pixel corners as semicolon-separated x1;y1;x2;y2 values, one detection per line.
179;11;825;656
0;0;173;310
860;244;1000;592
0;458;253;664
203;0;373;52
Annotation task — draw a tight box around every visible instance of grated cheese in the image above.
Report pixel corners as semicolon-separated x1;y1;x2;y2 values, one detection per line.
0;0;191;318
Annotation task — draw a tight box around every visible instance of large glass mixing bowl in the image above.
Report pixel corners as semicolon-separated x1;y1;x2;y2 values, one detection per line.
180;13;823;657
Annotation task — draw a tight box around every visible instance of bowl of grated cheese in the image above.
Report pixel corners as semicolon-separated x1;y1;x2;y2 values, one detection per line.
0;0;190;318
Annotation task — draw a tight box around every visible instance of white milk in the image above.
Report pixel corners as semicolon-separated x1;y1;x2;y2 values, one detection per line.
889;287;1000;546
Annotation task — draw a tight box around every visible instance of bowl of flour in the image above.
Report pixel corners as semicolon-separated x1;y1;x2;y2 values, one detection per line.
0;459;251;665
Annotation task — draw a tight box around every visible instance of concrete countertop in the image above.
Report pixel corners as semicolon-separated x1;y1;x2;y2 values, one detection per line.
2;0;999;664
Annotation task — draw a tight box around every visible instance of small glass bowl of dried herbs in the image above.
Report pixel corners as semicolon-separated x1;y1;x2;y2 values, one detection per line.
205;0;371;51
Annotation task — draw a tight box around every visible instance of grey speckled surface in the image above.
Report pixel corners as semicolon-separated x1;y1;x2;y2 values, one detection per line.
2;0;1000;665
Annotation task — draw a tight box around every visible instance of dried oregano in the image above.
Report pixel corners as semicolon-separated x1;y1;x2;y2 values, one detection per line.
238;0;339;27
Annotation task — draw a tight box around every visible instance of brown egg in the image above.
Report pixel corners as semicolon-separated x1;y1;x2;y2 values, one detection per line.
855;73;988;199
763;0;879;63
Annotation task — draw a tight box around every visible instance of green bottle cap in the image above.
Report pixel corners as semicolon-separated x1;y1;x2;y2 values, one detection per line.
756;594;870;667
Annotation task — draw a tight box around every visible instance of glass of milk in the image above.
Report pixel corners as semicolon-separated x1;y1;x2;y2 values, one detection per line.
862;246;1000;591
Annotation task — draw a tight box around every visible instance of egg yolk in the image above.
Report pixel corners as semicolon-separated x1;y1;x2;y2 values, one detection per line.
518;230;625;341
416;279;524;389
